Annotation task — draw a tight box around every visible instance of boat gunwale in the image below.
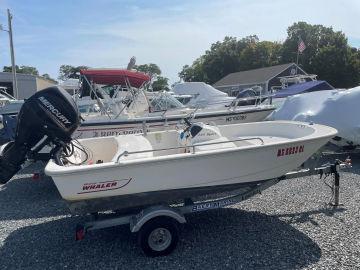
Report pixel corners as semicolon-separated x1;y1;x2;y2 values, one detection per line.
79;106;276;127
45;121;337;176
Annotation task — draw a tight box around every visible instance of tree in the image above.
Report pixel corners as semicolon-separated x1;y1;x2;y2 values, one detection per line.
179;57;208;83
281;22;360;87
240;41;282;69
19;66;39;76
41;73;58;83
134;63;161;79
135;63;169;91
179;22;360;88
3;66;13;73
179;36;282;84
3;65;39;75
58;65;89;81
152;76;169;91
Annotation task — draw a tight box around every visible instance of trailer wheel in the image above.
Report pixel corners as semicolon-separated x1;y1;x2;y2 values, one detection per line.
137;217;179;257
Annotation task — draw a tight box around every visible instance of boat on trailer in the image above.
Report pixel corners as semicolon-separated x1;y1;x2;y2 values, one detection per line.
73;159;349;257
0;86;340;256
45;120;337;214
44;119;338;256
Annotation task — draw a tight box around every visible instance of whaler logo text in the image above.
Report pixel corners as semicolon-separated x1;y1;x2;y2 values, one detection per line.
78;179;132;194
277;145;304;157
38;96;71;125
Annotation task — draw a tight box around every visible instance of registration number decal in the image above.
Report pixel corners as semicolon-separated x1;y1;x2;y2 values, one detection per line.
225;114;247;122
277;145;304;157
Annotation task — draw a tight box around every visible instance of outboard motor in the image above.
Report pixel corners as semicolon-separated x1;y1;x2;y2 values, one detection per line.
0;86;80;184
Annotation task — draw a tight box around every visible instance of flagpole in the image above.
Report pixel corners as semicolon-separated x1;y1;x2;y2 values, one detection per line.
296;49;299;75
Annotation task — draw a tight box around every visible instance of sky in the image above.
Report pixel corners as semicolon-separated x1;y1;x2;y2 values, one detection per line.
0;0;359;83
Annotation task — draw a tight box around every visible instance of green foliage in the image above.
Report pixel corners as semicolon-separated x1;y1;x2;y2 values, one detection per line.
152;76;169;91
3;65;58;83
281;21;359;88
41;73;58;83
135;63;169;91
178;57;208;83
2;66;12;73
178;58;207;83
179;22;360;88
179;35;282;84
135;63;161;79
3;65;39;75
58;65;90;81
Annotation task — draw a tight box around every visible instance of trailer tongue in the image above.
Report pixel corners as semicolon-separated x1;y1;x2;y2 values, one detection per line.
0;86;80;184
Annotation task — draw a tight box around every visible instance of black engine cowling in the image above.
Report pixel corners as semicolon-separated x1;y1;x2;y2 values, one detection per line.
0;86;80;184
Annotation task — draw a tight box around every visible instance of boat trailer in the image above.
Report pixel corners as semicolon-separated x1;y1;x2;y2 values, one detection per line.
74;159;351;257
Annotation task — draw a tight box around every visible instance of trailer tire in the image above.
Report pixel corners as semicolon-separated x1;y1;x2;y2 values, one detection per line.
137;217;179;257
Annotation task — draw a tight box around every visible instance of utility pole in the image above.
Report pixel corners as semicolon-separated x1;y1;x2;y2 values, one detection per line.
7;9;18;99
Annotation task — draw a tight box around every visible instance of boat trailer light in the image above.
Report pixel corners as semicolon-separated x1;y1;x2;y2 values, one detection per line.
32;173;40;181
344;157;352;166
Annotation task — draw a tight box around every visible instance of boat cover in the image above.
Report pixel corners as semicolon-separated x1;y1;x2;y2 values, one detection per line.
273;80;334;98
270;86;360;145
172;82;234;107
80;69;151;88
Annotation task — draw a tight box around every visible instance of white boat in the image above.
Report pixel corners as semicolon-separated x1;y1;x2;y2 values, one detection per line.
269;87;360;149
74;69;275;138
269;74;334;108
171;81;235;108
230;74;333;109
0;88;24;115
45;120;337;214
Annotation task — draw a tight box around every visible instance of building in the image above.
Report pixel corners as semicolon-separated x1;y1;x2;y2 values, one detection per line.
213;63;307;96
59;78;80;95
0;72;56;99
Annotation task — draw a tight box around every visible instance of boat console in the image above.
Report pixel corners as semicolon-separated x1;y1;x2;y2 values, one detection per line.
0;86;80;184
179;122;236;151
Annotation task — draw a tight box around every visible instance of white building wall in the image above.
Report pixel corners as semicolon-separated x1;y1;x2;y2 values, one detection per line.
17;75;37;99
0;72;55;99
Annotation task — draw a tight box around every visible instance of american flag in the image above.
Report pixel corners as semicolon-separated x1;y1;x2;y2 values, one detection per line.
298;38;306;53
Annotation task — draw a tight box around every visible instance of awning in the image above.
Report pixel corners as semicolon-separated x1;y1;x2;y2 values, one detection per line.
80;69;151;88
273;80;334;98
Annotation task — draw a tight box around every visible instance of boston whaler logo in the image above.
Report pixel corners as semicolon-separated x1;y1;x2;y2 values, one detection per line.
277;145;304;157
77;179;132;194
38;96;71;125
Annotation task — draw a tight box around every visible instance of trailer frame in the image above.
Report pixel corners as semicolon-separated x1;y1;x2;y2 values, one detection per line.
74;159;351;256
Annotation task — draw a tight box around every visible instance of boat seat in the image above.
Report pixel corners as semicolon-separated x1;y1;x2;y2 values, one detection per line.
192;136;236;152
112;135;153;162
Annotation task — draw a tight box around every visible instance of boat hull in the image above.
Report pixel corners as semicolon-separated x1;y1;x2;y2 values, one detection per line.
67;181;264;215
46;121;336;212
74;107;274;138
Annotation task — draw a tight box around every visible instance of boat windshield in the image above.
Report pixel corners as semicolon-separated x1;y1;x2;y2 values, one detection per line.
78;103;101;114
150;92;185;111
173;95;193;105
100;85;129;98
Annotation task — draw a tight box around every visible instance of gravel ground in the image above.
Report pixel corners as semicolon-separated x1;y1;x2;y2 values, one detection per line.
0;158;359;270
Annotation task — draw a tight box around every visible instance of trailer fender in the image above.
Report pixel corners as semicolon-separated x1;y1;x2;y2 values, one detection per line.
130;206;186;233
